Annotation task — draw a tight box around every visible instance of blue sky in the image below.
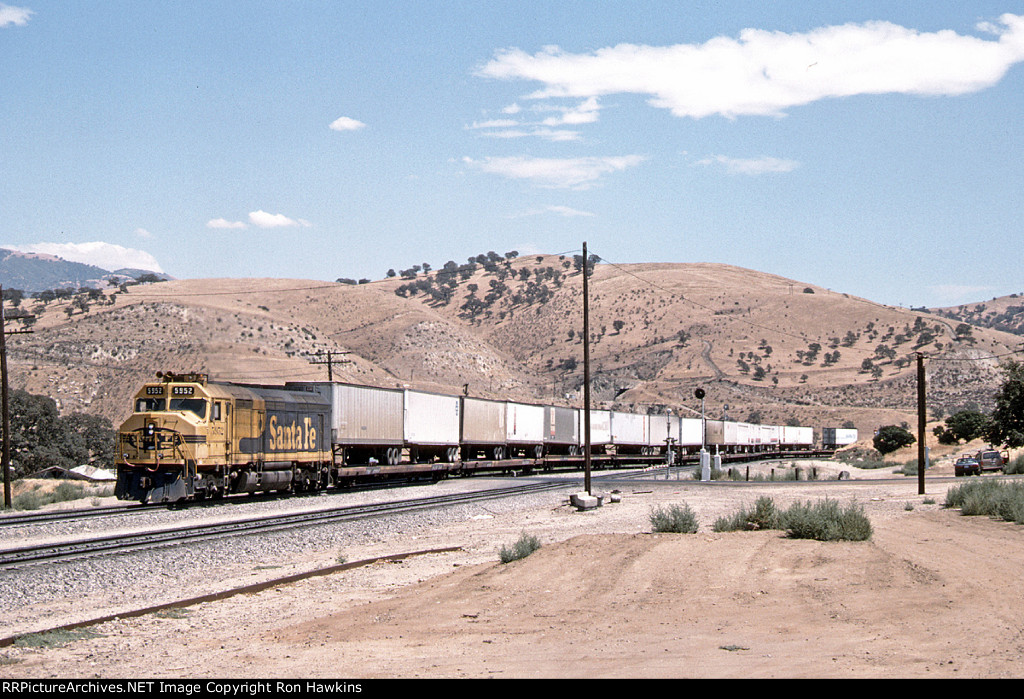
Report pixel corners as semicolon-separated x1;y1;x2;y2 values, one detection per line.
2;2;1023;308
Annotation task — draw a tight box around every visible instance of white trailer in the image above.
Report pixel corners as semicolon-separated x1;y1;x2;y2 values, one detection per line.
404;390;461;461
506;402;546;457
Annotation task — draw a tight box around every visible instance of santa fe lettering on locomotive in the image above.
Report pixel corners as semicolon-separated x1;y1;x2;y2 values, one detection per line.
268;415;318;451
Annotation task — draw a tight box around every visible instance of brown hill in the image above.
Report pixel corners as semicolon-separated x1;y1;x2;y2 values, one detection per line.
5;260;1020;439
933;293;1024;337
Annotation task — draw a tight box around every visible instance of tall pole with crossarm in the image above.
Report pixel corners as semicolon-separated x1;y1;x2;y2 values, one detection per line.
1;286;11;508
582;243;592;495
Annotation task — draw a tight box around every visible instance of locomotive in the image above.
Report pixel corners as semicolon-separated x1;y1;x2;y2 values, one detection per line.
116;373;331;503
116;372;839;504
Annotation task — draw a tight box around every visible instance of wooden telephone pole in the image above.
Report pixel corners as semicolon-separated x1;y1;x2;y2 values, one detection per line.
917;352;927;495
1;286;10;508
1;285;35;508
582;242;592;496
309;350;351;381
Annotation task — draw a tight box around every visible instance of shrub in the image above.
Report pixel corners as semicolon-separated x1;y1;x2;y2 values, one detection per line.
945;479;1024;524
897;460;920;477
11;481;98;511
650;503;699;533
1005;454;1024;475
783;499;873;541
14;628;104;648
499;532;541;563
873;425;915;455
712;497;871;541
713;496;781;532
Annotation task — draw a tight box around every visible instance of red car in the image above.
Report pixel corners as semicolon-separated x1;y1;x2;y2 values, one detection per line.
954;456;981;477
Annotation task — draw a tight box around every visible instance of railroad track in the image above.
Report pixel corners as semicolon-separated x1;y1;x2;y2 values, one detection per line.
0;479;572;569
0;502;161;527
0;451;829;528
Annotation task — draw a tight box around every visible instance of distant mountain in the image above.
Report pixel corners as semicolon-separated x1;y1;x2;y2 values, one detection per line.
0;249;170;294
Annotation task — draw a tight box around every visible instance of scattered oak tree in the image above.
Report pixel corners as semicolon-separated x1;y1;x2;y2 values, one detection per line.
873;425;915;455
986;360;1024;448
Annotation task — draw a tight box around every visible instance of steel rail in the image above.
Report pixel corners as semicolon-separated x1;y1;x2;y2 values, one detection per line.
0;479;572;569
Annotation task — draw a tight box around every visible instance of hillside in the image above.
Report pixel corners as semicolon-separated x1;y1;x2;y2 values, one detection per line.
4;259;1020;440
934;294;1024;337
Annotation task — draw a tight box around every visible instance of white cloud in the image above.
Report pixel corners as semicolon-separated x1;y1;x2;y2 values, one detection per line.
463;155;645;189
546;205;595;217
329;116;366;132
248;210;310;228
697;155;800;175
538;97;602;126
467;119;521;130
512;205;596;219
474;126;582;142
207;212;311;229
10;242;164;273
468;97;598;141
0;4;32;27
207;218;247;229
135;227;154;239
476;14;1024;120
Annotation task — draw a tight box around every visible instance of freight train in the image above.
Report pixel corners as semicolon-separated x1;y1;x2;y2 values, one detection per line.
115;372;849;504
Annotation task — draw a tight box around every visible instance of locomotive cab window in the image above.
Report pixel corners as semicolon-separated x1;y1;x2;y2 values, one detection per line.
169;397;208;419
135;397;165;412
213;402;222;420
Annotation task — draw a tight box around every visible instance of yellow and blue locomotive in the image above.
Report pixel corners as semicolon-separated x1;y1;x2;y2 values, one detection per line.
116;372;331;504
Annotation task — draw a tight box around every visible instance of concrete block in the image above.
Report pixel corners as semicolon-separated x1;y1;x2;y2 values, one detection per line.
571;492;602;510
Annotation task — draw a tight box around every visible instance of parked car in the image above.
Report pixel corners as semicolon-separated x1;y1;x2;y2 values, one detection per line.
974;449;1008;474
954;456;981;477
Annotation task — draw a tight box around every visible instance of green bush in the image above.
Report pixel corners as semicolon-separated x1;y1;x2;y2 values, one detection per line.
11;481;94;511
650;503;699;533
713;496;781;532
897;460;921;477
873;425;915;455
1005;455;1024;475
499;532;541;563
783;499;873;541
14;628;103;648
945;479;1024;524
712;497;872;541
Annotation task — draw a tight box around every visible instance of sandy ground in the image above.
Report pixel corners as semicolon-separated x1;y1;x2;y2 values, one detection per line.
3;460;1024;679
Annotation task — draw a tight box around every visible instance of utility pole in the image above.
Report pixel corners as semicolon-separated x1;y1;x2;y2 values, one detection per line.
582;242;592;496
0;286;33;509
917;352;926;496
1;285;9;508
309;350;350;382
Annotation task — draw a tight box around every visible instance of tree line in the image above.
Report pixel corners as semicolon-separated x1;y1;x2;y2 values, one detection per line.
3;389;115;478
873;359;1024;454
